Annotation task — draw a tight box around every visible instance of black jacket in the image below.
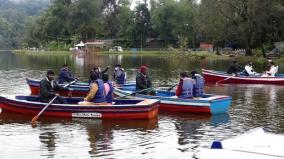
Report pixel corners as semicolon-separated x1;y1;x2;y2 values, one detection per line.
39;77;67;100
136;72;152;91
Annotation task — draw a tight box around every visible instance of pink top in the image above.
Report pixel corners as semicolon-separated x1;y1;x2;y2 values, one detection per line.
104;83;110;95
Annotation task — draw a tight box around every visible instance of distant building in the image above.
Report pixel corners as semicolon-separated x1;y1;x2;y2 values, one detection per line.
274;41;284;51
200;42;214;52
85;40;113;51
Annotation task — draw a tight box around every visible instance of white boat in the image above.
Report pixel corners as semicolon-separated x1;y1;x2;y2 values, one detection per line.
194;128;284;159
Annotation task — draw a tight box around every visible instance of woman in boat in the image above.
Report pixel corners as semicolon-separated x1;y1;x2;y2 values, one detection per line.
79;73;108;105
176;72;195;99
262;62;278;77
191;70;205;97
39;70;69;104
226;60;244;75
57;64;76;84
102;74;114;104
244;61;259;76
136;65;155;95
113;64;126;84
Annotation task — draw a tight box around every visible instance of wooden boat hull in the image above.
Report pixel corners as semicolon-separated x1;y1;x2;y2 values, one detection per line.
26;78;135;97
202;69;284;84
0;96;159;119
114;88;231;115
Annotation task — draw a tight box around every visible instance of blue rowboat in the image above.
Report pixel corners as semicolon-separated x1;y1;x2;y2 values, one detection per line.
26;78;135;97
0;95;159;119
114;87;231;115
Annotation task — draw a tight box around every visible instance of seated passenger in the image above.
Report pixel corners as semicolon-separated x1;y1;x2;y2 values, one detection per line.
175;72;195;99
262;62;278;77
136;65;155;95
113;64;126;85
102;74;114;104
244;61;259;76
191;70;205;97
227;61;244;76
39;70;69;104
57;64;76;84
79;74;108;105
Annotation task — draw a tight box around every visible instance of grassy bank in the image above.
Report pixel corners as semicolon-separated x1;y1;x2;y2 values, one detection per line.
13;50;71;54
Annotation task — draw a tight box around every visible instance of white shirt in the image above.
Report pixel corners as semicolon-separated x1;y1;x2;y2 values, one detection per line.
245;65;256;75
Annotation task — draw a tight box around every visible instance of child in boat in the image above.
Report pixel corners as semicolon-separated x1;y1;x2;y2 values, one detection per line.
176;72;195;99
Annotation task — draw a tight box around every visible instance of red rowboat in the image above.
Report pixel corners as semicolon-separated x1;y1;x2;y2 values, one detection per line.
202;69;284;85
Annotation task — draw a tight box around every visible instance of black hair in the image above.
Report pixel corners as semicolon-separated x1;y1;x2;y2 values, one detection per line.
102;74;109;82
46;69;55;76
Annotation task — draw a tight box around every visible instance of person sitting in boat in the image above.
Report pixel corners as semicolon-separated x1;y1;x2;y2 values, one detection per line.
39;70;69;104
176;72;195;99
102;73;114;104
244;61;259;76
136;65;155;95
57;64;76;84
113;64;126;85
226;60;244;76
79;73;108;105
191;70;205;97
261;62;278;77
89;65;109;83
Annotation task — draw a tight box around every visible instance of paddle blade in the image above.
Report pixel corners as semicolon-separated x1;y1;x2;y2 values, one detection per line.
31;116;39;126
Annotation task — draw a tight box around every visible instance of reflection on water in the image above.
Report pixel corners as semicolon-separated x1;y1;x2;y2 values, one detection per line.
1;51;284;158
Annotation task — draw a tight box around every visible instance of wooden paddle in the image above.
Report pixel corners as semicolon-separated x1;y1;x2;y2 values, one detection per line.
216;76;232;85
115;87;155;99
31;80;76;126
167;84;178;91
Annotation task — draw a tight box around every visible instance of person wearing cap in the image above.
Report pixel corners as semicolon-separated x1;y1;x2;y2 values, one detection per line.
57;64;76;84
176;72;195;98
136;65;155;95
79;73;107;105
113;64;126;84
191;70;205;97
39;70;69;104
102;74;114;104
226;60;244;75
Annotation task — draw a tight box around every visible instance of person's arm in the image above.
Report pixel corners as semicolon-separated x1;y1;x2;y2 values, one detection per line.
84;83;98;101
101;66;109;74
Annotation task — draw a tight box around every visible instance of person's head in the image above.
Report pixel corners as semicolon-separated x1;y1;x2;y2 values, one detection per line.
62;64;69;70
46;69;55;81
90;73;98;82
191;70;198;78
248;61;253;66
93;66;100;72
180;72;188;78
114;64;121;71
140;65;147;75
102;74;109;82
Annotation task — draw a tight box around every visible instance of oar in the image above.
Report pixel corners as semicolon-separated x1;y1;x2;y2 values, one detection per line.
31;80;76;126
216;76;231;85
115;87;155;99
167;84;178;91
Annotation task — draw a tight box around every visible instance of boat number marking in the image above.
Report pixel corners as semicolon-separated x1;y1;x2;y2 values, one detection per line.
72;112;102;118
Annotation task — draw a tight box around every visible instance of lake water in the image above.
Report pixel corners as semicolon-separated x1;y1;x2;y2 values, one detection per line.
1;51;284;158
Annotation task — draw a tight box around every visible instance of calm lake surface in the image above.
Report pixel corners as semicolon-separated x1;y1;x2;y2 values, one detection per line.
1;51;284;158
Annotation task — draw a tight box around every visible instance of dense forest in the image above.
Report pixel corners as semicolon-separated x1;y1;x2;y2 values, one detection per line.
1;0;284;56
0;0;50;49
